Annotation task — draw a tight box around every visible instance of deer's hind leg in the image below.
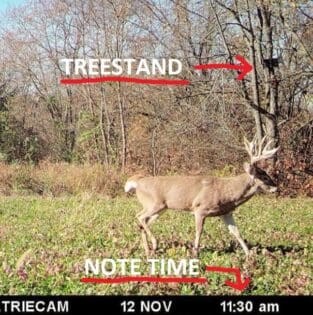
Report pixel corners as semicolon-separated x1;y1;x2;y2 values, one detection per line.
146;214;160;251
136;210;150;255
137;203;165;254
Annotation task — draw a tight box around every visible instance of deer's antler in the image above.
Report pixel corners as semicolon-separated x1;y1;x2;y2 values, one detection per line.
244;135;279;165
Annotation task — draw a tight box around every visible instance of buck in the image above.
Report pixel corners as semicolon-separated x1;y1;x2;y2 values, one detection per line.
125;136;279;256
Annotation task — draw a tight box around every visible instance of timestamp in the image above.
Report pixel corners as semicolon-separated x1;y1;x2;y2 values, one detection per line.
221;300;253;313
220;300;279;313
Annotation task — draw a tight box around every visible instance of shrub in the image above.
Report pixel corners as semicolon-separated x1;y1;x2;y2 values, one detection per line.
0;162;127;197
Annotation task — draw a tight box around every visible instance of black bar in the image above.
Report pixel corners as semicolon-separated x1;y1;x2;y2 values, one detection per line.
0;296;311;315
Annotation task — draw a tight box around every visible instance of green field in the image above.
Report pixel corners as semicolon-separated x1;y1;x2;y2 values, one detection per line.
0;195;312;295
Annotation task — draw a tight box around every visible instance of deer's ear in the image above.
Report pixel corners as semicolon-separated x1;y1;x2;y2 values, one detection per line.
244;162;255;177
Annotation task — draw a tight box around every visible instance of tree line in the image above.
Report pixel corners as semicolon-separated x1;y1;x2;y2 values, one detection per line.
0;0;312;195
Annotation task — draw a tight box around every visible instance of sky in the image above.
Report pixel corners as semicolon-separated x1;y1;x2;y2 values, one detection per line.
0;0;26;12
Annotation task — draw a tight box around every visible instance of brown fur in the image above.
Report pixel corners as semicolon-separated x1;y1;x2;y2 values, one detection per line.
133;174;254;215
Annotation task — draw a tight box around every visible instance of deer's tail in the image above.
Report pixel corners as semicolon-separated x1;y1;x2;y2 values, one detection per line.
124;175;144;192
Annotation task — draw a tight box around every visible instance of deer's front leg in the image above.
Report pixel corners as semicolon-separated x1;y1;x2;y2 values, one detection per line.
221;213;249;256
193;211;206;256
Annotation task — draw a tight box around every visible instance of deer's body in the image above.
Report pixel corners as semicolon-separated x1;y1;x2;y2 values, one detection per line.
127;174;254;216
125;136;279;257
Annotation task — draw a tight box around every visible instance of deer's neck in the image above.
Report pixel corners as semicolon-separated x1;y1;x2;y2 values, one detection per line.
225;173;256;205
234;184;258;207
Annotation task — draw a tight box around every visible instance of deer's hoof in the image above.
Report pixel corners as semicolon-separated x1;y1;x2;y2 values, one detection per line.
151;238;158;251
192;248;199;257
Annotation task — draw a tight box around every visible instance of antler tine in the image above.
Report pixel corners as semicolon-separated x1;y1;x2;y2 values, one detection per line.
257;136;267;157
251;136;279;164
249;135;262;164
251;134;258;153
244;136;255;160
262;146;279;159
252;134;258;146
262;137;280;159
262;139;274;152
244;135;257;164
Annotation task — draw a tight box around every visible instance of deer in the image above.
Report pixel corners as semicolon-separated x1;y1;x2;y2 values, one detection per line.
124;136;279;257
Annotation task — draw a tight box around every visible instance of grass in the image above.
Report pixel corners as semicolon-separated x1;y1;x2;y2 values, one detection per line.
0;194;312;295
0;162;126;197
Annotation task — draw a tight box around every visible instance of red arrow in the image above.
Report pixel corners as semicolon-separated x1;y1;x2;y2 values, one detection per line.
205;266;250;292
194;55;253;80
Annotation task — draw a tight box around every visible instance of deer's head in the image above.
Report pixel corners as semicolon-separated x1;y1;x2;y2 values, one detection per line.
243;136;279;193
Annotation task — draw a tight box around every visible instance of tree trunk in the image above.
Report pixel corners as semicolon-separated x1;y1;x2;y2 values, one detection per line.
259;3;279;158
249;42;264;141
99;86;109;165
117;82;127;172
